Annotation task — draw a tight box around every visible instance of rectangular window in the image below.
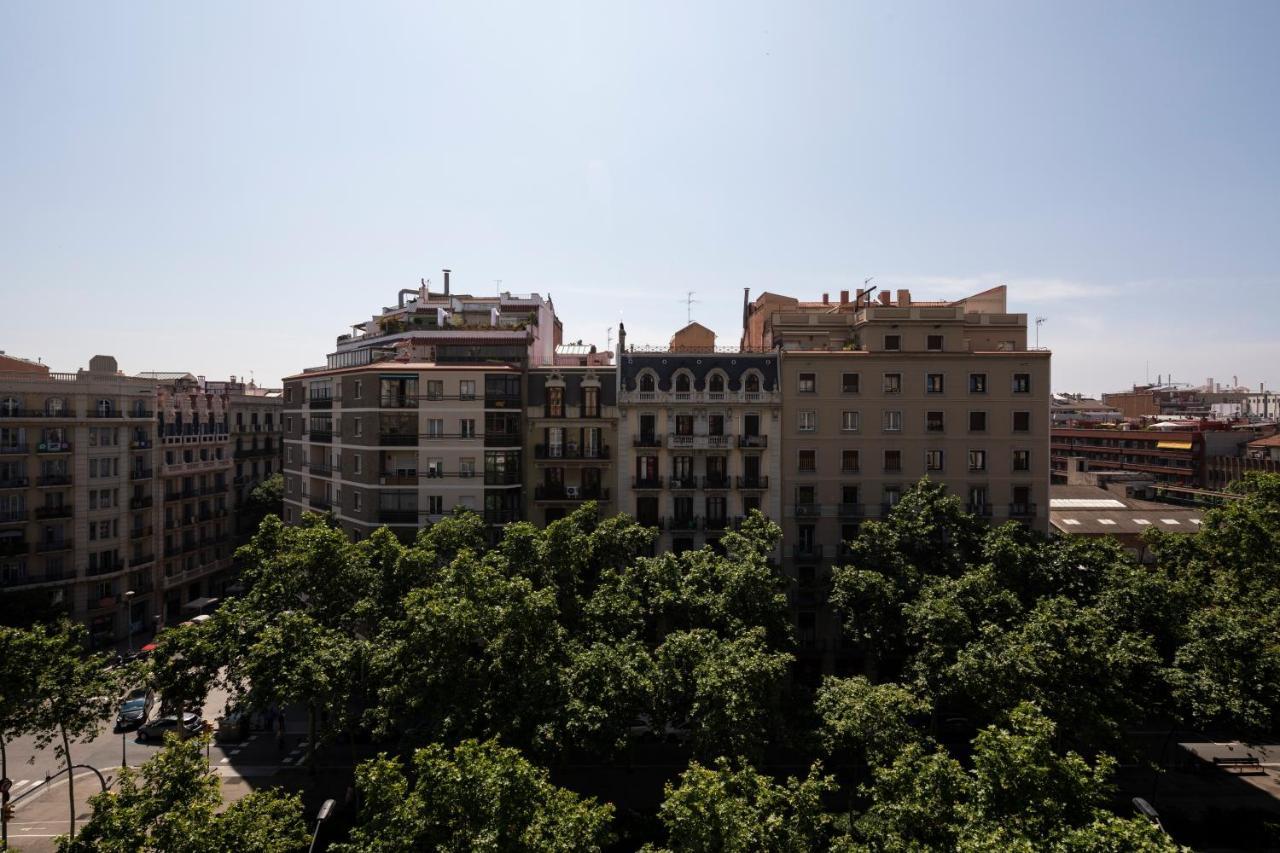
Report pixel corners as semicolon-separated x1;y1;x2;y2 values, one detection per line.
424;380;442;401
884;450;902;472
925;449;944;471
707;414;725;436
459;380;476;401
352;454;362;474
460;458;476;478
1013;411;1031;432
428;495;444;515
798;411;816;432
883;373;902;394
970;373;987;393
1013;373;1031;393
926;411;944;432
353;491;362;511
798;450;816;473
842;373;860;394
798;373;816;393
582;386;599;417
883;410;902;432
841;411;859;432
969;411;987;432
460;419;476;438
884;335;901;351
286;416;293;433
1013;449;1031;471
353;417;362;437
969;450;987;471
841;450;860;472
926;373;944;393
547;386;564;417
353;379;362;400
927;334;944;351
426;418;444;437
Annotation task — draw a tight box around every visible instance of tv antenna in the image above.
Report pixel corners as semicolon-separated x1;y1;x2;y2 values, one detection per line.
681;291;700;324
1035;316;1047;349
494;279;502;295
606;326;614;352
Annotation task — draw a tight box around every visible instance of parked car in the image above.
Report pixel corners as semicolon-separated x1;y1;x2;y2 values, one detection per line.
115;696;148;731
137;712;202;742
629;714;692;745
214;709;250;743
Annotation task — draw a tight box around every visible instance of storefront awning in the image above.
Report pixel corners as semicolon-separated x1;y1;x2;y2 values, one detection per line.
1156;441;1193;450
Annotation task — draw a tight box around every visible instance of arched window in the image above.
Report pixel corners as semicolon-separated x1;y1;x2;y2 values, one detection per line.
744;373;761;393
132;399;147;417
639;374;655;393
675;374;691;393
0;398;18;417
45;397;66;416
709;374;725;393
96;399;113;417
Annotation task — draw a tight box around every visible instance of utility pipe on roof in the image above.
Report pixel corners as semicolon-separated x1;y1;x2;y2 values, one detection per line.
398;289;416;308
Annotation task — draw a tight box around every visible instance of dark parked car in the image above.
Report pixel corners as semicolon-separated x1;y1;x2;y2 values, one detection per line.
115;697;148;731
136;712;202;742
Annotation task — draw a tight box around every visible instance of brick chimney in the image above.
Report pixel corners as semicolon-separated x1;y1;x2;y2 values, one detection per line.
839;290;849;304
822;293;829;304
897;289;911;307
878;291;891;306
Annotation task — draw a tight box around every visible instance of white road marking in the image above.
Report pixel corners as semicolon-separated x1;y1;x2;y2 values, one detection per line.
220;758;230;764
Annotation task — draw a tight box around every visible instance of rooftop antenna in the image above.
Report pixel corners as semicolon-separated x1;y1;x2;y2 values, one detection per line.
606;326;614;352
860;277;876;308
681;291;700;325
1034;316;1046;349
494;279;502;296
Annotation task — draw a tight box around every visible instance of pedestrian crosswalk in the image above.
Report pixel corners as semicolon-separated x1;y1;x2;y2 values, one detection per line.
7;779;36;797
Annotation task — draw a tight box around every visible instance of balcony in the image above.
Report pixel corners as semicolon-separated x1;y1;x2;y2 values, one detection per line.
1;570;73;589
130;468;154;480
0;509;27;523
792;543;824;561
308;462;334;476
379;472;417;486
131;438;153;449
737;475;769;490
0;477;30;489
36;539;72;553
484;509;521;524
378;509;418;524
738;435;768;448
34;505;72;519
702;475;731;490
484;393;522;408
379;433;418;447
667;516;701;532
308;396;333;409
0;444;29;455
379;396;416;409
484;471;522;486
632;476;664;489
37;474;71;487
704;516;737;532
129;554;155;568
880;503;899;517
534;485;611;502
793;503;823;518
130;496;153;510
838;503;864;519
1008;503;1037;518
308;430;333;443
633;435;662;448
533;444;612;460
36;441;72;454
967;502;993;517
638;517;664;530
308;497;332;512
669;476;698;491
129;525;154;539
0;540;29;557
484;433;521;448
668;434;735;450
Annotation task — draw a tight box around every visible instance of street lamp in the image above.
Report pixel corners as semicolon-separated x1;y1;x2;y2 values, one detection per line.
1132;797;1166;835
308;798;335;853
123;590;136;653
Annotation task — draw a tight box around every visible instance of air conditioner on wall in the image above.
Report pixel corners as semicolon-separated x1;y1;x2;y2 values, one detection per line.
565;486;580;499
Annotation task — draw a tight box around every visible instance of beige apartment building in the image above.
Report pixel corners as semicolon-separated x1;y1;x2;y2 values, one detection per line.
525;358;619;526
740;285;1051;677
1;354;280;646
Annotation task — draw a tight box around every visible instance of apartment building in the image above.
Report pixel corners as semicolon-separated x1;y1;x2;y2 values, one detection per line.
283;275;559;539
615;323;783;555
220;379;284;535
525;359;619;525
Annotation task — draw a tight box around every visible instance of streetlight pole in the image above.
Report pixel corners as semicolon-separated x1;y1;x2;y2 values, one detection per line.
308;798;335;853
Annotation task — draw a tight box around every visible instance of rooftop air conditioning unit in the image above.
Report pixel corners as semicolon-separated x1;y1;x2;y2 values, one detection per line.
565;486;580;499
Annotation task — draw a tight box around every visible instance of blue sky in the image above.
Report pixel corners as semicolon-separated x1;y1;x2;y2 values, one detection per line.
2;1;1277;395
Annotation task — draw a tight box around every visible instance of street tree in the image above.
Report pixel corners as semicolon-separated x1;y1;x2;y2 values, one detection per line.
58;732;308;853
815;676;930;767
29;620;122;840
644;757;851;853
0;625;43;848
335;738;614;852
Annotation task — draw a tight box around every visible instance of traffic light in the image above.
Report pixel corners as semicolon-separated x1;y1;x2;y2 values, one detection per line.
2;803;14;822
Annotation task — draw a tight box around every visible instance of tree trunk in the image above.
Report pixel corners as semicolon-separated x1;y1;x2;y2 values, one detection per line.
2;735;9;850
60;722;76;839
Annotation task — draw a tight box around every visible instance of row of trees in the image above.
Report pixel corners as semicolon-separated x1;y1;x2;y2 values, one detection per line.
54;473;1280;848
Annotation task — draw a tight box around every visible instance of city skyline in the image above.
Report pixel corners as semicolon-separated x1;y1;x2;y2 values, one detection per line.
4;1;1279;397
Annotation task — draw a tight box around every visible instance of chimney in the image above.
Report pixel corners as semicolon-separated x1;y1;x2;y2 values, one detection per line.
822;293;829;305
839;290;849;305
618;322;626;353
443;269;451;296
897;289;911;307
878;291;891;306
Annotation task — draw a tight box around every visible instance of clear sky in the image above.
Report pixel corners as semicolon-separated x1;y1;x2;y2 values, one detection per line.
3;1;1277;396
